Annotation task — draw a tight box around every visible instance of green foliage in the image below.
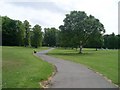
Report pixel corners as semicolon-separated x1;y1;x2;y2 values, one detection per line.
16;20;25;46
2;46;54;88
23;20;31;47
103;33;120;49
2;16;43;47
31;24;42;48
2;16;26;46
59;11;105;52
0;16;1;46
2;16;18;46
43;27;60;47
2;14;119;50
85;33;104;50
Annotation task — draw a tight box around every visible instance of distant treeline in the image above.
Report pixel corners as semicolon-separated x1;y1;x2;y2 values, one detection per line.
85;33;120;49
1;11;120;50
2;16;42;48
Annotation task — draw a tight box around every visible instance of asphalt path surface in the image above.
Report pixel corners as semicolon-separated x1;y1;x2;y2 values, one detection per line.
36;48;117;88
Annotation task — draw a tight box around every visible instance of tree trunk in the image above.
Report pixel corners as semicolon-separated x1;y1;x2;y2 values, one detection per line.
76;47;77;51
79;45;82;54
65;47;66;49
96;48;98;51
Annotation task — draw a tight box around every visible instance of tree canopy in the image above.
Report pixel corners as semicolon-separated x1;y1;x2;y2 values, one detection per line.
23;20;31;47
2;12;119;50
31;24;42;48
2;16;43;48
43;27;59;47
59;11;105;53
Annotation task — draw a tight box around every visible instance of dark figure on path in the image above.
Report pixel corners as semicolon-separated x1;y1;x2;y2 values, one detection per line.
34;50;37;53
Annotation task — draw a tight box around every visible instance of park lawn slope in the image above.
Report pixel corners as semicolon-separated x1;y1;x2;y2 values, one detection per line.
2;46;54;88
48;48;118;85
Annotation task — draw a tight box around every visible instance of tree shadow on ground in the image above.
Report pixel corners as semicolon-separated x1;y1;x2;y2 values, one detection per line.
47;52;94;56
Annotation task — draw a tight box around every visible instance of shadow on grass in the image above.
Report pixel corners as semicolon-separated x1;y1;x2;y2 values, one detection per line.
47;52;94;56
47;48;97;56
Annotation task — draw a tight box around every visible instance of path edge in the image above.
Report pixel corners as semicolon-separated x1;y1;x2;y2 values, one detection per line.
33;53;58;88
47;54;119;88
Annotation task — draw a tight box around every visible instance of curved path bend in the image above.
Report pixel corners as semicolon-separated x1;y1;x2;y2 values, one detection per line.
36;48;117;88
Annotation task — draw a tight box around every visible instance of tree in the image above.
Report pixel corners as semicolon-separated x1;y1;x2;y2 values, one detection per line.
108;33;116;49
59;25;73;48
59;11;105;53
2;16;19;46
43;27;59;47
56;30;61;47
103;33;118;49
118;35;120;49
16;20;25;46
2;16;26;46
103;34;109;49
86;33;104;51
31;24;42;48
0;16;1;46
23;20;31;47
84;16;105;50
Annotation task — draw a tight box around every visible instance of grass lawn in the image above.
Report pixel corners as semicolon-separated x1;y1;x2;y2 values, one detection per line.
48;48;118;86
2;46;54;88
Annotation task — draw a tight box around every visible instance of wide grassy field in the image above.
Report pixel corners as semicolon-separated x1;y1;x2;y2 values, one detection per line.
48;48;118;85
2;46;54;88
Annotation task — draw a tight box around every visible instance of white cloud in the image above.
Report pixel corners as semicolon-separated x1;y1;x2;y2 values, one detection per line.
0;0;119;34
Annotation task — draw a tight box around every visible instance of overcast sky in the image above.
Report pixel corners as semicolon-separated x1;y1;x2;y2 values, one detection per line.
0;0;119;34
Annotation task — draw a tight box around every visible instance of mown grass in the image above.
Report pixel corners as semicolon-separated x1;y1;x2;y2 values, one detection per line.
2;46;54;88
48;48;118;85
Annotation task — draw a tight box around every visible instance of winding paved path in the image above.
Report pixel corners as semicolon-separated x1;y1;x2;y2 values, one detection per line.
36;48;117;88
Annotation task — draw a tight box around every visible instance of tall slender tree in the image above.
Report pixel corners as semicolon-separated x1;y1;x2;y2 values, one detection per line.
31;24;42;48
23;20;31;47
16;20;25;46
43;27;59;47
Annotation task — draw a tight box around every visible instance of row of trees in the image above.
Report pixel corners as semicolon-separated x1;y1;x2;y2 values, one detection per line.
42;11;120;51
42;29;120;49
2;11;120;52
103;33;120;49
43;27;60;47
85;33;120;49
2;16;42;48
